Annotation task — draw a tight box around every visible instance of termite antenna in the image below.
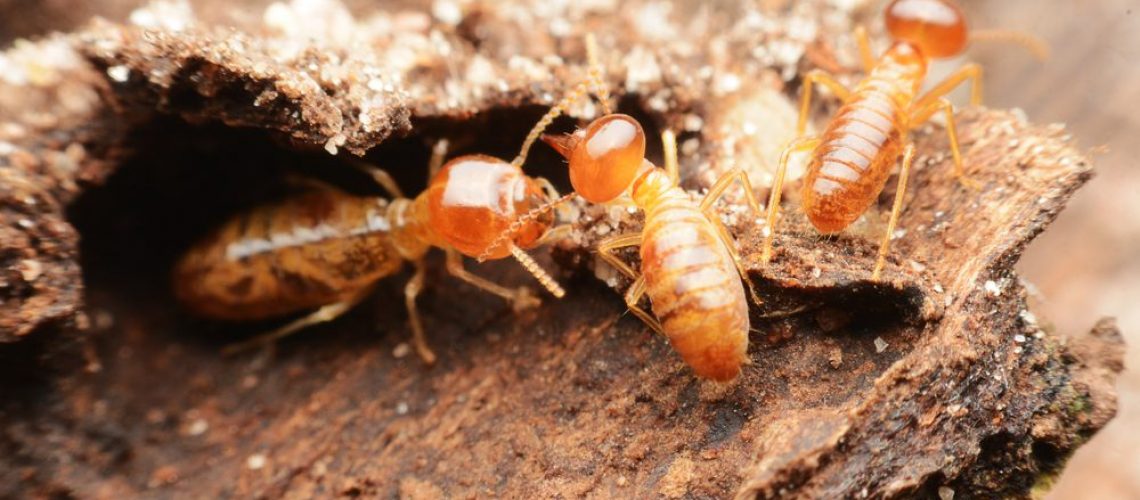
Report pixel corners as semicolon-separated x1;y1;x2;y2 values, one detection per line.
585;33;612;115
476;192;576;263
512;33;610;169
509;245;566;298
511;79;593;169
969;29;1050;61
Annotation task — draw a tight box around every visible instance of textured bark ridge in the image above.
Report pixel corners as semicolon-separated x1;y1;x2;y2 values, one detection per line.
0;1;1122;498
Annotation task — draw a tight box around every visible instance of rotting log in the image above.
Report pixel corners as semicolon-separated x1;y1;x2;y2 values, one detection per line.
0;0;1122;498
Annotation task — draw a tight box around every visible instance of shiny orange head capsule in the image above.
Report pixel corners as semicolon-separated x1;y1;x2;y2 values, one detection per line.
541;114;646;203
885;0;969;58
427;154;554;259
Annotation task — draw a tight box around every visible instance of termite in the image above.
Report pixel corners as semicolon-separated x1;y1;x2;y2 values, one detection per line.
466;34;764;381
173;138;573;364
436;32;766;381
761;0;1048;278
173;34;627;363
539;118;762;381
477;100;759;381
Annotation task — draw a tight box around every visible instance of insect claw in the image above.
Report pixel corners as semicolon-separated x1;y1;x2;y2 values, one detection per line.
511;287;541;312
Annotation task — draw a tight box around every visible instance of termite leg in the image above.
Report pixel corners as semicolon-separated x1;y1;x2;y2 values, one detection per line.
913;62;983;110
404;259;437;364
762;137;822;264
534;224;575;246
797;70;854;136
623;277;665;335
873;143;916;280
854;25;875;72
445;248;540;310
367;168;405;199
699;168;761;215
597;233;664;335
596;232;643;280
535;177;579;225
662;129;680;185
345;159;405;199
707;212;763;305
221;285;374;356
970;29;1051;61
699;167;763;304
909;97;979;189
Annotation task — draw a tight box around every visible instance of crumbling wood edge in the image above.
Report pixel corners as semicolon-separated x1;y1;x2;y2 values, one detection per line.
0;6;1123;497
729;110;1122;498
1;93;1123;500
0;34;118;341
560;109;1121;498
0;146;95;341
0;114;139;340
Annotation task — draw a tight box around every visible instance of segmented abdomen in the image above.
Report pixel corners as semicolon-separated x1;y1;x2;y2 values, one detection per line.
173;189;403;320
639;190;749;381
801;45;923;233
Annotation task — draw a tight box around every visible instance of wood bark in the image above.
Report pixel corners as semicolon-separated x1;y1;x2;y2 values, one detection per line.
0;1;1122;498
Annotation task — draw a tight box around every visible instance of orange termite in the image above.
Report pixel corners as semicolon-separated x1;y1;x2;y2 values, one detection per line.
531;116;762;381
173;141;571;364
174;34;621;363
762;0;1047;278
469;35;763;381
547;118;763;381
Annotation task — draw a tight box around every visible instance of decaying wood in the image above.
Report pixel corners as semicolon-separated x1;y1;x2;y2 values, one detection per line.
0;0;1123;498
0;34;115;340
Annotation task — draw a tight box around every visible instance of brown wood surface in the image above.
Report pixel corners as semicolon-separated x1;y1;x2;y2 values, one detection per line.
0;0;1130;497
963;1;1140;497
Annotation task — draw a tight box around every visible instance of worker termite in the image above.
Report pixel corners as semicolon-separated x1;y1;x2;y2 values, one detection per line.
761;0;1048;278
543;118;763;381
173;137;574;364
174;32;625;364
465;34;763;381
480;94;761;381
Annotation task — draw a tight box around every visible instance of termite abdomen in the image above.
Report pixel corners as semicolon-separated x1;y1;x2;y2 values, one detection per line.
173;189;403;321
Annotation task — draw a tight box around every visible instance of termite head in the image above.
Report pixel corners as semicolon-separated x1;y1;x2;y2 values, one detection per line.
542;113;646;203
885;0;968;59
427;154;555;260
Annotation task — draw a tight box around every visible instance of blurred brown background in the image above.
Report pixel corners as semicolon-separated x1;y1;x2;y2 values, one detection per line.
961;1;1140;498
0;0;1136;496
